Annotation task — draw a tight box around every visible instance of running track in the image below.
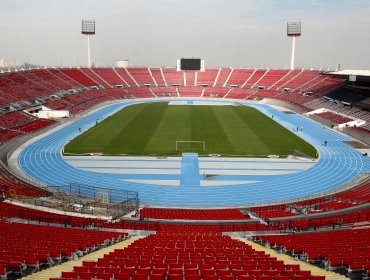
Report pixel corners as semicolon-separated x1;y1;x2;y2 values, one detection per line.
17;100;370;208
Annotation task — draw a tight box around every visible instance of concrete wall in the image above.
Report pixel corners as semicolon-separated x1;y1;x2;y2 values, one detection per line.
343;127;370;146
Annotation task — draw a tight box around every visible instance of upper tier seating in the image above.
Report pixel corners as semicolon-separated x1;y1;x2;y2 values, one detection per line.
30;69;75;90
91;68;127;85
58;69;96;87
113;68;138;86
150;69;166;86
185;72;196;86
214;68;231;87
197;69;219;86
278;70;322;92
326;86;370;104
79;68;112;88
162;69;184;85
256;70;290;88
245;70;268;88
48;68;83;87
3;67;370;137
226;69;255;86
127;68;155;85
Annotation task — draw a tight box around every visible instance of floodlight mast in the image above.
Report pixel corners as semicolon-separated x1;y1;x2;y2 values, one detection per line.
81;20;95;68
287;22;301;70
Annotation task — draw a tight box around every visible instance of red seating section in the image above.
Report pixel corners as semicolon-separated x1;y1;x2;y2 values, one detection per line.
316;112;352;124
127;68;155;85
139;208;249;220
0;201;106;227
255;228;370;271
54;228;324;280
0;220;123;275
0;165;47;197
250;205;297;220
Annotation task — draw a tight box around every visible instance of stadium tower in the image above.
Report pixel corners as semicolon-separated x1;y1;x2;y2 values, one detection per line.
287;22;301;70
81;20;95;68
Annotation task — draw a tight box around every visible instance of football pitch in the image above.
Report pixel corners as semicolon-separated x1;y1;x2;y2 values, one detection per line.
64;102;317;157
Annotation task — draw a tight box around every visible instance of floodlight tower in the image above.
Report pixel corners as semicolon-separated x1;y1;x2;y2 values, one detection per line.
287;22;301;70
81;20;95;68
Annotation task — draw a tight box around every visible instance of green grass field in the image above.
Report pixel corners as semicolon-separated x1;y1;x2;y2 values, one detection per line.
64;102;317;157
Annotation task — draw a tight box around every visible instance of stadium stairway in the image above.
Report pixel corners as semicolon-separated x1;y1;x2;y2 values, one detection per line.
235;238;348;280
19;236;143;280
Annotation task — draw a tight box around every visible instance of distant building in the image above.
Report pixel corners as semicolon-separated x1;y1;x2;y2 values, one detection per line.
0;58;8;68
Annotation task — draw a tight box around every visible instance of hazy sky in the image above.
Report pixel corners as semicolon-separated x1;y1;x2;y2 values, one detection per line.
1;0;370;70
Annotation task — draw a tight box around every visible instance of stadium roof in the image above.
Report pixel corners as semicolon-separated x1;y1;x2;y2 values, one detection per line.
329;70;370;77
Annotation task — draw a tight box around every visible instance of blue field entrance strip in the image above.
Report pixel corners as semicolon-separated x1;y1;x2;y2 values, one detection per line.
180;153;200;187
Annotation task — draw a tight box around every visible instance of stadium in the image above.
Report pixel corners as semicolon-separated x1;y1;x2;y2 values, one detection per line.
0;1;370;280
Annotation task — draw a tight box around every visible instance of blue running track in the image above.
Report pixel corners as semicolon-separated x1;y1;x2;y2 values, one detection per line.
18;100;370;208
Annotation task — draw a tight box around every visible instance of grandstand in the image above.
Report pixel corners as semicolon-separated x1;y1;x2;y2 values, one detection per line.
0;65;369;280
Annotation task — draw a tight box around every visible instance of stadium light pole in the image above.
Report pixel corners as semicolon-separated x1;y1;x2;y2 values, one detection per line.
287;22;301;70
81;20;95;68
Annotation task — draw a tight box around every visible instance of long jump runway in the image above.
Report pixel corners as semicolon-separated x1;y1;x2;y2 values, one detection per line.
15;100;370;208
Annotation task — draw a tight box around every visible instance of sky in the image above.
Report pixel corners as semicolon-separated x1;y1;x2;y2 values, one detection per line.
0;0;370;70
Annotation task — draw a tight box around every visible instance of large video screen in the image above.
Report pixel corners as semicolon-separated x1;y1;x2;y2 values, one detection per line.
180;58;201;71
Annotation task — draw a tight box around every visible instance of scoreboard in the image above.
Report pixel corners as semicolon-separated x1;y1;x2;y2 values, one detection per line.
177;58;205;71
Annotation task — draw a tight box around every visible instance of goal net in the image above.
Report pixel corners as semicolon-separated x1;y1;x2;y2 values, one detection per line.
176;141;206;152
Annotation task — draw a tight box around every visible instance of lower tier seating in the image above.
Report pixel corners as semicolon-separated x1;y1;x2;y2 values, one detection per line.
0;201;106;227
139;208;249;220
0;220;124;276
53;228;325;280
254;228;370;272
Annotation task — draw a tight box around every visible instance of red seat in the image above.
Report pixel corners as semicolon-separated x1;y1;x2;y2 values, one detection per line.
114;273;131;280
96;272;113;280
61;271;78;278
185;269;199;276
220;275;235;280
231;269;247;276
203;275;219;280
275;276;291;280
217;269;231;276
74;266;89;273
238;276;254;280
309;276;325;280
168;274;183;280
134;273;150;280
292;275;308;280
79;271;96;279
151;274;166;280
185;275;201;280
202;269;216;276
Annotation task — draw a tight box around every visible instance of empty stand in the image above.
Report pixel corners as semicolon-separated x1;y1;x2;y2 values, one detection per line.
255;228;370;272
0;220;123;275
55;227;324;280
139;208;249;220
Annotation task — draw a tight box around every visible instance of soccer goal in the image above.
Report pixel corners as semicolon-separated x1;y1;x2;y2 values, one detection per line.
176;140;206;152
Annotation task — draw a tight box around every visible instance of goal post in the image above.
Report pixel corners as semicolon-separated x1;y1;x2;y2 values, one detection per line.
176;141;206;152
